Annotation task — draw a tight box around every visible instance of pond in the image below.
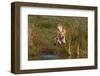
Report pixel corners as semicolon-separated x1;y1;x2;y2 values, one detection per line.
40;50;60;60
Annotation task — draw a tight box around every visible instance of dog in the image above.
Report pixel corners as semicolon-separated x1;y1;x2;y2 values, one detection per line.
55;24;66;46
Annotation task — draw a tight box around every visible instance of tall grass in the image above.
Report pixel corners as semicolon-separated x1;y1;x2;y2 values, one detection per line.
28;15;88;60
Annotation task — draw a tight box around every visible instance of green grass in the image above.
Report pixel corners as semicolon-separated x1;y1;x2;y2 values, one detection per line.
28;15;88;60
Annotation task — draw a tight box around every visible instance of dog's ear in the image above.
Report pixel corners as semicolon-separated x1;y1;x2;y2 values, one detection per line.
57;25;63;32
63;29;66;34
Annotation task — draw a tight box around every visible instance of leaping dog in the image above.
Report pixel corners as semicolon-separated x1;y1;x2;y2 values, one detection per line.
55;24;66;46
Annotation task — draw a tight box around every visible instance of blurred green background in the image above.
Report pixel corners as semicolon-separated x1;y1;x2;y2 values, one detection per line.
28;15;88;60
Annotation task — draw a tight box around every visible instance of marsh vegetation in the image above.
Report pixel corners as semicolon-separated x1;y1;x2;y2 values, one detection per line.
28;15;88;60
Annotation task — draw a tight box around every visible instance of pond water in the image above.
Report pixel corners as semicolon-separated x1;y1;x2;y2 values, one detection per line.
40;54;60;60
